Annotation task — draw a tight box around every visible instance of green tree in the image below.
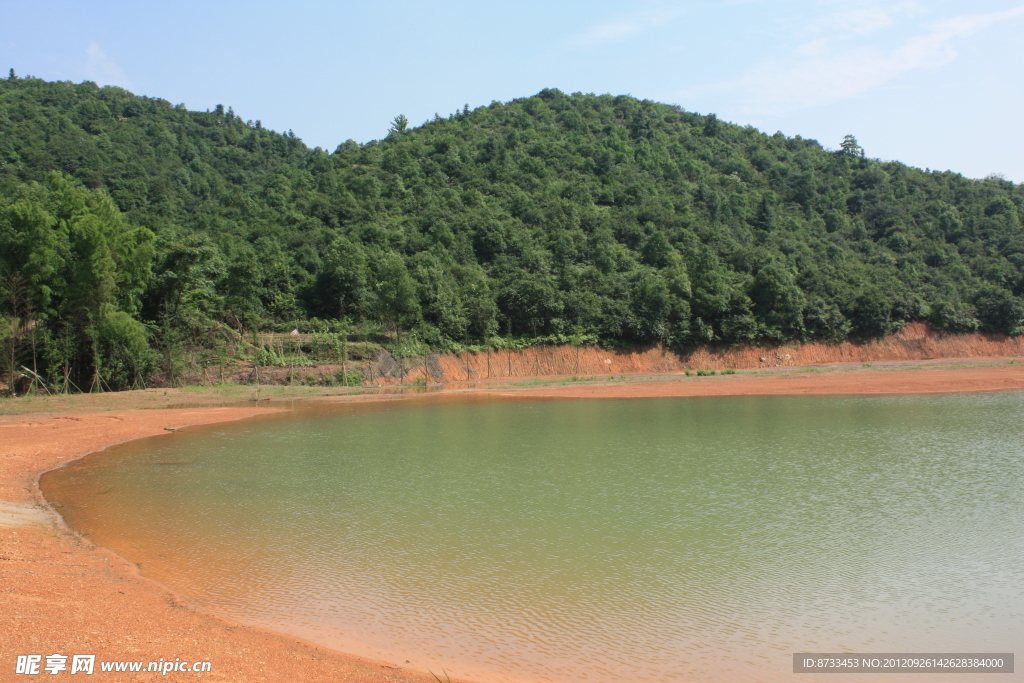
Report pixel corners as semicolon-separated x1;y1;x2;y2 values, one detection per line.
389;114;409;137
973;285;1024;335
750;261;805;339
145;229;225;335
630;271;671;342
372;253;420;339
2;78;1024;385
0;172;154;390
840;134;864;157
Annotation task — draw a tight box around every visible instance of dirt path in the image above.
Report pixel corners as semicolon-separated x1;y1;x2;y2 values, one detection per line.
3;358;1024;682
488;359;1024;399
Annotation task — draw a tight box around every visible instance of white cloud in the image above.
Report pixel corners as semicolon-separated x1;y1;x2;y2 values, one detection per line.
692;4;1024;113
84;42;130;88
575;20;647;46
812;1;923;36
572;8;685;47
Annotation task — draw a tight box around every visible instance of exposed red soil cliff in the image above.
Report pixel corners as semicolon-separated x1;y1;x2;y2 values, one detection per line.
398;321;1024;384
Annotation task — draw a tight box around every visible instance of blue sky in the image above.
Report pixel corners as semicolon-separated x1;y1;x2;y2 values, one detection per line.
3;0;1022;181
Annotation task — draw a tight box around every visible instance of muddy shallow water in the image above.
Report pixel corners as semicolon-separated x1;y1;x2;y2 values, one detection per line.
43;393;1024;682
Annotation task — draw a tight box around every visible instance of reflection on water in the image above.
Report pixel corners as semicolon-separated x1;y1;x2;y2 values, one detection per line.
43;393;1024;682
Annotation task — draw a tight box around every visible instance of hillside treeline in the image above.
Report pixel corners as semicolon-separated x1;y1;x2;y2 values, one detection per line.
2;74;1023;391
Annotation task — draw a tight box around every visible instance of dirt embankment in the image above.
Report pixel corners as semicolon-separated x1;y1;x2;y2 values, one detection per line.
165;322;1024;388
384;322;1024;384
496;362;1024;399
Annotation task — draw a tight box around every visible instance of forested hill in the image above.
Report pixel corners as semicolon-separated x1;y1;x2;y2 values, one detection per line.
2;75;1023;390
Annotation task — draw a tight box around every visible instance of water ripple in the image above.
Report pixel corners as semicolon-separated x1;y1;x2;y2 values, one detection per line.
43;393;1024;683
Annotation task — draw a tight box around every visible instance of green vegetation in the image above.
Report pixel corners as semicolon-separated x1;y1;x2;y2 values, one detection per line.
1;76;1023;393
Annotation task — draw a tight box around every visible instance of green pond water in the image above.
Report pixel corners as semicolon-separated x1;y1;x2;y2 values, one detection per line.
43;393;1024;682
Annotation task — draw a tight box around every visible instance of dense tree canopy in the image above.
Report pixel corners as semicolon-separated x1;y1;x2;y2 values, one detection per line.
1;76;1023;389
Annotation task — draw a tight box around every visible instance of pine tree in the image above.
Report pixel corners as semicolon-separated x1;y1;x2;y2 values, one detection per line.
389;114;409;136
840;134;864;157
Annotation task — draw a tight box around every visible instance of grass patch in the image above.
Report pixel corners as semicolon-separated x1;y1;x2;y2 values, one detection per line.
507;378;562;387
0;383;372;416
508;375;606;387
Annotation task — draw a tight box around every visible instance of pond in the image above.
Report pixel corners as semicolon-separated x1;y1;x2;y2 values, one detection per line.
42;393;1024;682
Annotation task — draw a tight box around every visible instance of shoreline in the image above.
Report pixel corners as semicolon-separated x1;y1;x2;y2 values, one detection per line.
481;357;1024;399
1;406;437;683
4;358;1024;682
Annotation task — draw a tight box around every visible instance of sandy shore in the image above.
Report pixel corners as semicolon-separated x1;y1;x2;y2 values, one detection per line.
3;358;1024;682
0;406;435;683
489;358;1024;399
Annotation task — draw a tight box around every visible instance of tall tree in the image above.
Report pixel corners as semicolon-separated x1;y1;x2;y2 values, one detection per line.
840;134;865;157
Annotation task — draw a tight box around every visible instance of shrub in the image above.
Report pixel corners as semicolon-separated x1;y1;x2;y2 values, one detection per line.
334;368;363;386
97;310;159;389
974;286;1024;335
253;347;282;367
